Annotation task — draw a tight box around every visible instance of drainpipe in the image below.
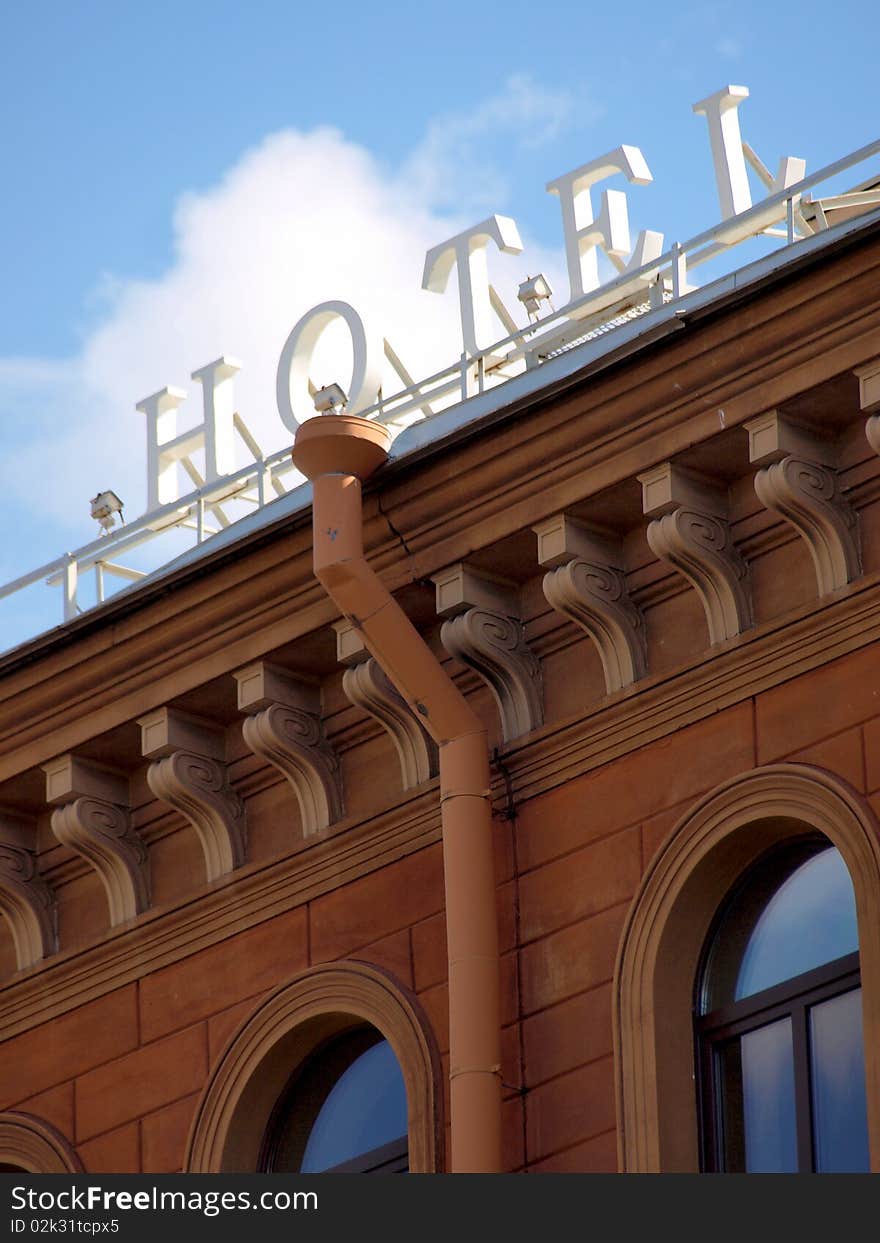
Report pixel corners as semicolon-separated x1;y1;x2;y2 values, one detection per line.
292;413;503;1174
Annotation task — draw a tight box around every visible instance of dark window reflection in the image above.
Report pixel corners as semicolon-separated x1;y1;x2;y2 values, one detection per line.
810;989;869;1173
698;841;868;1173
735;850;858;1001
301;1039;407;1172
718;1019;797;1172
261;1027;408;1174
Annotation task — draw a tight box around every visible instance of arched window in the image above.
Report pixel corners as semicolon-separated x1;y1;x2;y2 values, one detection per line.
186;962;443;1173
0;1113;82;1173
260;1026;409;1173
696;840;869;1172
614;765;880;1172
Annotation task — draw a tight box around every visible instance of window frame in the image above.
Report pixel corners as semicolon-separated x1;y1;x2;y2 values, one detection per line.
696;950;861;1171
259;1024;409;1174
186;961;444;1173
613;764;880;1172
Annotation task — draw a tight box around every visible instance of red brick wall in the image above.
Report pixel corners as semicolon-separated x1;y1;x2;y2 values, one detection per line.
4;645;877;1172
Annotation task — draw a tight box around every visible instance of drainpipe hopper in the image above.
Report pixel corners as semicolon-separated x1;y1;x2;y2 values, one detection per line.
293;414;503;1174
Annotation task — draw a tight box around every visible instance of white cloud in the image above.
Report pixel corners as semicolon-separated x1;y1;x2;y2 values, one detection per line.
404;73;600;212
0;76;581;606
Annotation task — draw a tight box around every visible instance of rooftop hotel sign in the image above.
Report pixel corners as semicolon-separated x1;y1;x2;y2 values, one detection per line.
138;84;805;512
8;81;878;635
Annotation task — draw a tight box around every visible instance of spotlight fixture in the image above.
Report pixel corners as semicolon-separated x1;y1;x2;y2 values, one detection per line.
90;490;125;534
313;382;348;415
517;274;554;321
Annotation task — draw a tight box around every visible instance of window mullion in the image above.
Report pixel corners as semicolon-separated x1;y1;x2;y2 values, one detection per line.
791;998;814;1172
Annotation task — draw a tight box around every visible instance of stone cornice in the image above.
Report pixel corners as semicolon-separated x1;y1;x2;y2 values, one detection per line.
340;657;438;791
507;571;880;803
376;245;880;559
748;410;861;596
433;563;543;742
0;785;444;1044
1;243;879;785
639;463;752;645
3;569;880;1042
43;755;148;928
535;515;647;694
0;814;55;971
140;709;246;883
235;662;344;836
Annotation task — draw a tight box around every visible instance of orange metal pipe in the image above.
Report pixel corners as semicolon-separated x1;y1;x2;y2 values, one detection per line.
293;415;503;1173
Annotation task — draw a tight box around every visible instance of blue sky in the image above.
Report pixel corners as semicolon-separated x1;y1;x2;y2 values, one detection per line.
0;0;877;651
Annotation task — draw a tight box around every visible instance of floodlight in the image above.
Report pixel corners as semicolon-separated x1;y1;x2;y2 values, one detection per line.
313;383;348;415
90;490;125;534
517;274;554;320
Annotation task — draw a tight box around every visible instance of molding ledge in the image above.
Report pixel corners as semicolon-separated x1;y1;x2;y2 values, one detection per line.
0;812;55;970
0;1112;83;1173
234;662;343;836
747;410;860;595
639;462;752;644
5;573;880;1041
433;563;543;741
335;622;438;791
43;755;147;926
534;514;647;694
856;358;880;427
139;707;245;882
0;784;441;1042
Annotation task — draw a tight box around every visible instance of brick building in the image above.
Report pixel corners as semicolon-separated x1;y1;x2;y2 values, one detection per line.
1;191;880;1175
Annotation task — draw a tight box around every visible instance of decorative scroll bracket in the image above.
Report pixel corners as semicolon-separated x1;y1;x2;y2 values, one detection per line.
638;462;752;645
534;514;647;693
0;811;56;970
856;359;880;447
334;621;438;790
139;707;245;882
43;754;148;926
234;662;343;836
747;410;860;596
432;563;543;742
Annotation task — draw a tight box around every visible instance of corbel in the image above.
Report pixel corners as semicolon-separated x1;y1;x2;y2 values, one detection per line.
43;754;148;926
138;707;245;881
746;410;860;596
638;462;752;644
333;620;438;790
0;811;56;970
534;514;647;693
234;662;343;835
432;563;543;741
855;358;880;453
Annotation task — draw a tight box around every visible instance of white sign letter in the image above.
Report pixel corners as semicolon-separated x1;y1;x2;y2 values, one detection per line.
692;85;753;218
191;357;239;482
136;357;242;511
693;84;806;221
276;300;383;431
546;146;658;304
422;215;523;357
136;386;188;511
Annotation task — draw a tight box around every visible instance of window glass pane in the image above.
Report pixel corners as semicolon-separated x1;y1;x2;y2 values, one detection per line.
703;844;860;1013
731;848;858;1002
810;988;870;1173
300;1039;407;1173
719;1018;798;1172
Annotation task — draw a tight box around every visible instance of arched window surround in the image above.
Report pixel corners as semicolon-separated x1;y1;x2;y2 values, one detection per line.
614;763;880;1172
0;1112;82;1173
185;961;443;1173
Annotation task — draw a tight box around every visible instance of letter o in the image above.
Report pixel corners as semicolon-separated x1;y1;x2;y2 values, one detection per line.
276;300;383;430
